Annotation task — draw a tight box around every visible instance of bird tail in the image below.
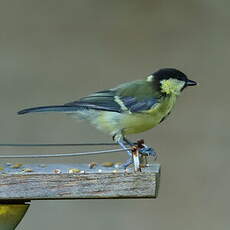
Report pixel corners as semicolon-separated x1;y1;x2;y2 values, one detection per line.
17;105;81;115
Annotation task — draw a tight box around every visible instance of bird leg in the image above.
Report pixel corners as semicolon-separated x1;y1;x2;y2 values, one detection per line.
116;139;140;171
117;139;132;157
113;132;137;169
121;137;143;170
114;134;157;169
113;132;132;157
117;139;134;168
123;137;135;147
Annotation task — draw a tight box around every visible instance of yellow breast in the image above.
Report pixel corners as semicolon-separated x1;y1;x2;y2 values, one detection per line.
93;94;178;136
121;95;177;135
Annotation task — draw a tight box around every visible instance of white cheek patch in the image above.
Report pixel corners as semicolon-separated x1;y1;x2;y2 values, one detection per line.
160;79;185;95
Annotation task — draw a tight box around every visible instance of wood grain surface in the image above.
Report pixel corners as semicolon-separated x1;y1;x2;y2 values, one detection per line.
0;163;160;200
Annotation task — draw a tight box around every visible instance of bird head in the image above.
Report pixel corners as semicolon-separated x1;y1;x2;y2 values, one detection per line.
148;68;197;95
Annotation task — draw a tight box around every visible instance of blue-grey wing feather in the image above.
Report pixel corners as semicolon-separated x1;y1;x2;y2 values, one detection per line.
65;90;122;112
67;90;158;113
121;96;158;112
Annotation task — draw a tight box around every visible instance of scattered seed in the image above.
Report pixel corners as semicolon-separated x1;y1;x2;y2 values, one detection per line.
114;162;122;168
53;169;61;174
11;163;23;169
88;162;97;169
22;168;33;173
68;168;81;174
101;162;114;167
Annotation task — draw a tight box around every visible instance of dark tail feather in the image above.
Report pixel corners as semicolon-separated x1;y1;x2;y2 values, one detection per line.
17;105;81;115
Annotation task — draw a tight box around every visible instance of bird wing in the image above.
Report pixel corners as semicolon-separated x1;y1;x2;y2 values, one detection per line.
65;90;121;112
118;96;159;113
66;80;160;113
18;79;161;115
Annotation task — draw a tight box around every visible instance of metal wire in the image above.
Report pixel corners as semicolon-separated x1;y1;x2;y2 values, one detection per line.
0;148;131;159
0;143;118;147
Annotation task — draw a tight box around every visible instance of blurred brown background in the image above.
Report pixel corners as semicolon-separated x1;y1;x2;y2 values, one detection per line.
0;0;229;229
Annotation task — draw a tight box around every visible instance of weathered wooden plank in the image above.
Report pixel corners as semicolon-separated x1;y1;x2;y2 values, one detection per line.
0;164;160;200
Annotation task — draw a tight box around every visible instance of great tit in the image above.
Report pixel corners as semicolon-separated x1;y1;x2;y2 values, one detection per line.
18;68;197;167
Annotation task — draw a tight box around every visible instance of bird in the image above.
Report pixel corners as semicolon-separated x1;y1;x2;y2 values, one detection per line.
18;68;197;167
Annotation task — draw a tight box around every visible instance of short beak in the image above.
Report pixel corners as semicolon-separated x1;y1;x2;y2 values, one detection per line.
186;79;197;86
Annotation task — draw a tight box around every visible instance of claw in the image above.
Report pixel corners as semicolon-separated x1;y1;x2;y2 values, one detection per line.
116;137;157;171
137;139;158;160
139;146;155;156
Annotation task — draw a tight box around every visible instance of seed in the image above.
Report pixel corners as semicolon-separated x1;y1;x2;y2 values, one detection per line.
22;168;33;172
11;163;23;169
101;162;114;167
88;162;97;169
53;169;61;174
68;168;81;174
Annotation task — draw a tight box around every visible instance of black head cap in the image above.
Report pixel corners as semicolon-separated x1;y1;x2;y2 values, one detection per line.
152;68;197;89
153;68;188;82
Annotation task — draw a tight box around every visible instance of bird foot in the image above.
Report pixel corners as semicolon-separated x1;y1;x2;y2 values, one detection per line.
136;139;158;160
118;138;158;171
